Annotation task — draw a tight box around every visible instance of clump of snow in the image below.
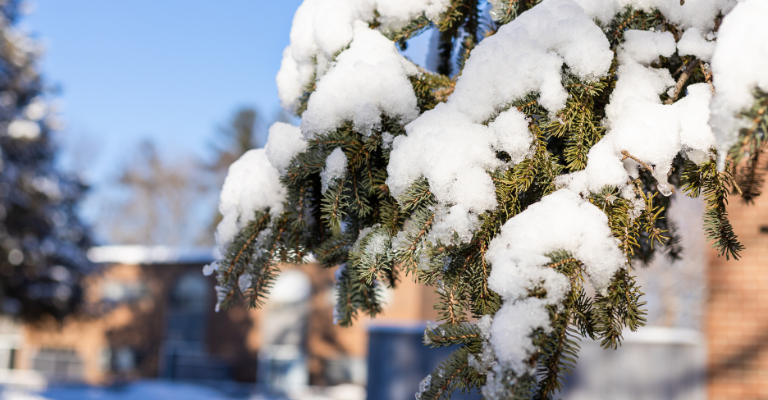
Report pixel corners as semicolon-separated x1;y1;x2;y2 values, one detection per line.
449;0;612;122
202;261;218;277
353;226;377;251
215;149;286;254
386;105;533;245
469;314;496;374
277;0;374;113
351;224;393;265
275;47;305;114
301;22;419;138
488;108;534;164
265;122;307;174
376;0;450;31
487;0;509;21
381;131;394;149
617;30;676;66
7;119;40;139
709;0;768;166
387;105;506;212
484;189;625;373
487;250;569;302
559;29;715;196
321;147;348;193
427;204;482;245
573;0;735;32
489;297;551;374
365;230;391;256
276;0;450;113
677;28;715;62
487;189;625;294
477;314;493;339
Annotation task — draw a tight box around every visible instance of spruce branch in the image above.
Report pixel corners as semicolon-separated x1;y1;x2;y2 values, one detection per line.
593;269;647;350
731;88;768;203
334;263;383;326
419;346;484;400
682;159;744;260
424;322;482;348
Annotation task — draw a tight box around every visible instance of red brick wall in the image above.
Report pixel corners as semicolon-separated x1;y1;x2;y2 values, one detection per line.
707;193;768;399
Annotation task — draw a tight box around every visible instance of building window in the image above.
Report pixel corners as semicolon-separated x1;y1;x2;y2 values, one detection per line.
101;280;149;303
31;348;84;382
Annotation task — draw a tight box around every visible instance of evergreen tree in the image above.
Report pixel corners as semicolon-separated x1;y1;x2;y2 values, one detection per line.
0;0;92;321
208;0;768;398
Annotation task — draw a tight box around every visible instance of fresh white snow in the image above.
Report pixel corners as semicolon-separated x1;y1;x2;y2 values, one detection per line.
709;0;768;166
265;122;307;174
320;147;349;194
301;22;419;139
215;149;285;255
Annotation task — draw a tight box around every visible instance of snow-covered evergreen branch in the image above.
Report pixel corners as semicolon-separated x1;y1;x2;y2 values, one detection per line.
207;0;768;397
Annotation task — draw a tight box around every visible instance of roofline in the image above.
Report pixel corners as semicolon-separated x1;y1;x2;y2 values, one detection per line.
87;245;216;265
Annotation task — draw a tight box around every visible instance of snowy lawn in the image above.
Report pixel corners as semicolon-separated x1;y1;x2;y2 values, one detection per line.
0;381;364;400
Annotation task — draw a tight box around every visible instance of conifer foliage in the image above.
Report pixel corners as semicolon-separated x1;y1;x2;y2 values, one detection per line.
0;0;92;321
208;0;768;398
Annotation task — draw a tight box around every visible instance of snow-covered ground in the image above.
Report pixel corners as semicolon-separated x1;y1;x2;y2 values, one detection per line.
0;381;365;400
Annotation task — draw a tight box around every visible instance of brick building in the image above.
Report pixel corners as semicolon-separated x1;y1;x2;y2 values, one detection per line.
707;195;768;399
0;245;441;391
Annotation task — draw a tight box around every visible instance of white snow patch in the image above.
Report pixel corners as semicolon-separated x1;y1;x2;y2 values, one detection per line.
489;297;552;374
301;22;419;139
485;189;626;375
449;0;612;122
276;0;450;113
709;0;768;166
387;104;503;212
428;204;482;245
388;0;610;254
215;149;285;253
573;0;735;32
238;273;252;293
487;189;625;294
559;29;715;196
677;27;715;62
376;0;450;30
321;147;348;194
265;122;307;174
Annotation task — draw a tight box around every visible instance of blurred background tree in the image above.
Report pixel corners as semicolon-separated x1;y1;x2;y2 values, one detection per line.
91;106;291;248
96;140;205;246
0;0;92;321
